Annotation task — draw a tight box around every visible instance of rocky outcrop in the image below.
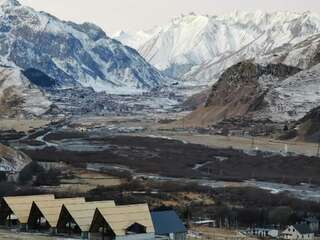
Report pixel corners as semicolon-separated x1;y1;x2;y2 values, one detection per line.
294;106;320;142
0;66;52;118
0;143;31;172
182;89;210;111
182;61;301;126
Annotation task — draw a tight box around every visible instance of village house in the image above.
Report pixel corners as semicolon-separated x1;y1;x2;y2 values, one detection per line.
151;211;187;240
281;224;314;240
89;204;155;240
27;198;86;234
56;201;116;239
0;194;55;230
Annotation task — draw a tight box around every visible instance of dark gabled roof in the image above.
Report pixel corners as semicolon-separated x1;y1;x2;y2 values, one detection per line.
151;211;186;235
293;224;313;234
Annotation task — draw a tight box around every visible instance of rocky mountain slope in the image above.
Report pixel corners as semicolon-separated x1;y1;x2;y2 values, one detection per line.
117;11;320;85
0;66;51;118
182;61;306;126
286;106;320;142
0;0;166;94
0;143;31;172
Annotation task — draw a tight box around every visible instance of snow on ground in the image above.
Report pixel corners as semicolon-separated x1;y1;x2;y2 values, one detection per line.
260;64;320;121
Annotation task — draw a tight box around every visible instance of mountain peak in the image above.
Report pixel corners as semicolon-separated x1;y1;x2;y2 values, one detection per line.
113;30;127;38
0;0;21;7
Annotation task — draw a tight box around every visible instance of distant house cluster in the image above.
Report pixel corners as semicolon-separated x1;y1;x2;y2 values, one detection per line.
246;219;319;240
0;194;187;240
281;224;315;240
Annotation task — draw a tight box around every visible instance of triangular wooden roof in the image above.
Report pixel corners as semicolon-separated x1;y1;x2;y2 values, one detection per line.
91;204;155;236
2;195;55;224
60;201;116;232
31;198;85;227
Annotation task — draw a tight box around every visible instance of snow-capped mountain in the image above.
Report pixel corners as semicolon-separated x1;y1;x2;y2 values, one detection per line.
0;0;166;94
185;29;320;87
113;27;160;50
117;11;320;83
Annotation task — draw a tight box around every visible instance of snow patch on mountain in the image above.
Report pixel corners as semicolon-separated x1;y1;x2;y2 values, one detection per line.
0;0;20;7
261;63;320;121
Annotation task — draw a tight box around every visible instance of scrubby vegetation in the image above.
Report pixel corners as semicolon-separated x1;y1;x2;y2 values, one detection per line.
23;135;320;185
18;162;60;186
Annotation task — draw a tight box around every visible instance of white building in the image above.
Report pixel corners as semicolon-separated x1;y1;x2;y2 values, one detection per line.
281;224;314;240
246;227;279;238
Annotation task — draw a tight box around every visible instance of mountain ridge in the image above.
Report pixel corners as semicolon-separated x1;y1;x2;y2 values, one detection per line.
0;0;168;94
115;11;320;85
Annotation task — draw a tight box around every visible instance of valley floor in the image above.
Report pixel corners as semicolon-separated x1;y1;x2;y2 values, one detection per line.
136;132;320;157
69;115;320;157
0;119;49;132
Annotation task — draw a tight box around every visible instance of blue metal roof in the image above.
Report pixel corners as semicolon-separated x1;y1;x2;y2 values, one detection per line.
151;211;187;235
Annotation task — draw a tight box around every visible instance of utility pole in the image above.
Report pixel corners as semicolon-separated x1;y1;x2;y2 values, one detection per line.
251;136;255;149
284;144;288;155
250;128;255;150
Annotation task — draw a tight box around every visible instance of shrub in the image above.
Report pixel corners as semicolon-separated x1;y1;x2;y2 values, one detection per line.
34;169;61;186
18;162;45;184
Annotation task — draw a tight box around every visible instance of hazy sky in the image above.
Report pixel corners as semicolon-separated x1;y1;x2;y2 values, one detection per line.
20;0;320;34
